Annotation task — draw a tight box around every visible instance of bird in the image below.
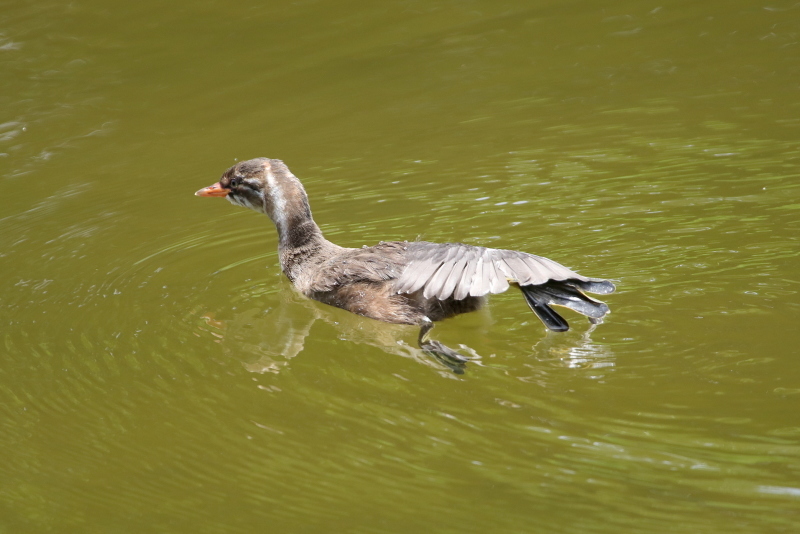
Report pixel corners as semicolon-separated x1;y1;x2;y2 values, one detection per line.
196;158;615;371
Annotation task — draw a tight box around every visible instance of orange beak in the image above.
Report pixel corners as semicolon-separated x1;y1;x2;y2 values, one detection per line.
195;182;229;197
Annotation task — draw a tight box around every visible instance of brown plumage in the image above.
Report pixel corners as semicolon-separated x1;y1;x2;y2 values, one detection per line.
196;158;615;370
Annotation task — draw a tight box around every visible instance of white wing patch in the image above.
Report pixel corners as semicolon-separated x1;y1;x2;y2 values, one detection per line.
394;243;590;301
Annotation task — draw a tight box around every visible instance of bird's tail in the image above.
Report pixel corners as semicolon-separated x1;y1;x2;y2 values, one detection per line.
520;279;615;332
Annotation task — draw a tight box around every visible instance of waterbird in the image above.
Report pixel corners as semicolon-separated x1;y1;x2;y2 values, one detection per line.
196;158;615;370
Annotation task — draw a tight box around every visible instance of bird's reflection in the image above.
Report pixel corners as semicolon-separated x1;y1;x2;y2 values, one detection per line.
528;323;616;370
215;282;481;375
203;281;614;376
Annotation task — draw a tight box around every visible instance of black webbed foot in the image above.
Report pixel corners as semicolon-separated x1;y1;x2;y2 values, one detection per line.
418;318;468;374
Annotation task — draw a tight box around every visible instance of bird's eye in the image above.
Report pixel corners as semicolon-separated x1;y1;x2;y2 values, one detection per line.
230;177;240;187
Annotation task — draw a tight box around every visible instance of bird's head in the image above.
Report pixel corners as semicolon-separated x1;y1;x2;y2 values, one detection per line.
195;158;273;214
196;158;313;233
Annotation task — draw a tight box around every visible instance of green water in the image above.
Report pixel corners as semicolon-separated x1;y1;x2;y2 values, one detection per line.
2;1;799;532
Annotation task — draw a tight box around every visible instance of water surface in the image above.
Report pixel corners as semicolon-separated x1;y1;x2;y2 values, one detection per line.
2;1;799;532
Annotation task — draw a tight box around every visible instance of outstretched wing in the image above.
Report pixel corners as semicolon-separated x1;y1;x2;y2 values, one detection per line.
392;241;613;300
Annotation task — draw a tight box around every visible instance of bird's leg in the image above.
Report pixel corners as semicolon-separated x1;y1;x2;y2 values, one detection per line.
418;318;469;374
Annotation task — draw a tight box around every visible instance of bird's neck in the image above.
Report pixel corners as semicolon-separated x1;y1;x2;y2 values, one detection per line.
267;176;339;283
274;208;323;251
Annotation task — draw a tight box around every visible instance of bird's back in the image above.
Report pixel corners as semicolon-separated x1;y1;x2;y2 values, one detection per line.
298;241;484;324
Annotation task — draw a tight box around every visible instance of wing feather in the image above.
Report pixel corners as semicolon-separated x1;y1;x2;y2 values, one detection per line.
487;255;510;293
502;255;532;284
535;254;581;280
423;261;454;299
420;245;462;299
468;256;488;297
454;256;479;300
392;241;609;302
398;258;441;294
521;255;554;285
437;257;468;300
